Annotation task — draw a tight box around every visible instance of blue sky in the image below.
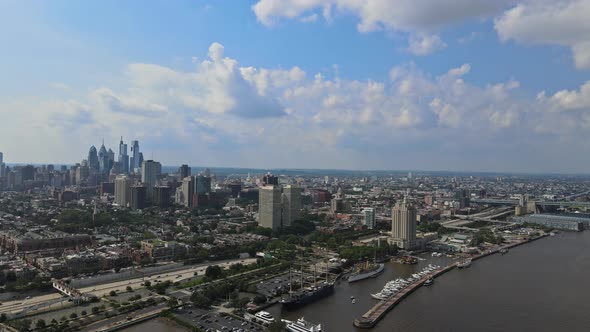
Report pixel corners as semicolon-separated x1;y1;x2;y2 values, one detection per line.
1;0;590;173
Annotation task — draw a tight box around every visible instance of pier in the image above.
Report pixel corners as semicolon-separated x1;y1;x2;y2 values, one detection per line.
353;234;548;329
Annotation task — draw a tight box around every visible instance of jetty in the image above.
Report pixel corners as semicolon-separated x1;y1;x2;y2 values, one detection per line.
353;234;548;329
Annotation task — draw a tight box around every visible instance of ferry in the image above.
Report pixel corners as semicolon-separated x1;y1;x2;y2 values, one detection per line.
348;262;385;282
457;259;472;269
253;311;275;325
282;317;323;332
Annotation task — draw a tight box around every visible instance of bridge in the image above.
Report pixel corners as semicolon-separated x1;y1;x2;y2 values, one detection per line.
471;199;590;208
52;279;93;304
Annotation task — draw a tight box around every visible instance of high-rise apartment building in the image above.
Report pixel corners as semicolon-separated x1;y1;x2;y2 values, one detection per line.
363;207;376;229
282;185;302;227
181;176;195;208
153;186;171;208
114;175;132;207
130;185;147;210
141;160;161;199
390;198;417;250
258;185;283;230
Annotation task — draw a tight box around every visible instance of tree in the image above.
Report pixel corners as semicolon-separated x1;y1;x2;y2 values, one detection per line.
50;319;58;325
205;265;223;279
70;312;78;319
191;292;212;308
0;313;6;323
109;290;117;296
126;286;133;292
144;280;152;287
36;319;47;329
92;307;100;314
81;310;87;316
252;294;267;305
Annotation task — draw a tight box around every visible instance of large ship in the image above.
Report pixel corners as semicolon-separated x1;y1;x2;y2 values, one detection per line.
280;281;335;310
282;317;323;332
348;262;385;283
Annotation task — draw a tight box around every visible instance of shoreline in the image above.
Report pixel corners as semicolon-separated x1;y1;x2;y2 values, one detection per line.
353;234;549;329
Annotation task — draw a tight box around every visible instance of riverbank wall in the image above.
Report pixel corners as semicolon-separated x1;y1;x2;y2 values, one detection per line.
353;234;548;329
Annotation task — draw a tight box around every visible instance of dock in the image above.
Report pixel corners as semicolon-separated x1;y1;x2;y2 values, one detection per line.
353;234;548;329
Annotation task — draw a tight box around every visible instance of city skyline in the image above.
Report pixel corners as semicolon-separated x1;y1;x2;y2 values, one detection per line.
2;1;590;173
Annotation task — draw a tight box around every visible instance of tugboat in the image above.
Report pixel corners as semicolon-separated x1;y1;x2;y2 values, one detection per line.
457;258;472;269
424;278;434;286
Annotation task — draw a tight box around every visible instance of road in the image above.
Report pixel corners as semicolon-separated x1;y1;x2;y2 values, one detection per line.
0;258;257;315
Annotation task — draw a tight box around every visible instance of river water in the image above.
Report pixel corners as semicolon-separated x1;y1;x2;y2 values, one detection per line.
125;231;590;332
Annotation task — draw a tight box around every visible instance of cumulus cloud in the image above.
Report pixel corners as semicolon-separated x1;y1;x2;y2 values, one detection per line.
252;0;513;55
4;42;590;171
495;0;590;69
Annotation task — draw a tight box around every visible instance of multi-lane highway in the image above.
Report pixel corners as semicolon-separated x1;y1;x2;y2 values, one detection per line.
0;258;257;315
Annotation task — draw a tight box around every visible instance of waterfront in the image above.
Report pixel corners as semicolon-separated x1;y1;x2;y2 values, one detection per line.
267;231;590;331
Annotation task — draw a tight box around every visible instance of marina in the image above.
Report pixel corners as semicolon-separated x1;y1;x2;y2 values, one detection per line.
353;234;548;329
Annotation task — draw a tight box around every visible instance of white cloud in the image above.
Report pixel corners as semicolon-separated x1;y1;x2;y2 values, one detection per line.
407;34;447;55
538;80;590;110
495;0;590;69
252;0;513;55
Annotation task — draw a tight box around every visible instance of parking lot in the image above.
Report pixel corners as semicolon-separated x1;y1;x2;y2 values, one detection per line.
175;307;264;332
256;271;311;298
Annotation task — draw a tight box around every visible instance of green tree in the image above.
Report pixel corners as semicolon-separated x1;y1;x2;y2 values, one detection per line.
205;265;223;279
126;286;133;292
109;290;117;296
70;312;78;319
36;319;47;329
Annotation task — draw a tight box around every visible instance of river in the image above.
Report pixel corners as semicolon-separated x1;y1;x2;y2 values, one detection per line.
124;231;590;331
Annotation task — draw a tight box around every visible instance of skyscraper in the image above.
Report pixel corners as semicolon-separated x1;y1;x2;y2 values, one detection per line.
390;198;417;250
282;185;302;227
98;142;109;174
0;151;3;164
118;137;129;173
153;186;171;208
88;146;99;172
259;185;283;230
0;152;4;177
141;160;161;198
115;175;132;207
178;164;191;180
130;140;140;172
363;208;376;229
262;173;279;186
195;175;211;194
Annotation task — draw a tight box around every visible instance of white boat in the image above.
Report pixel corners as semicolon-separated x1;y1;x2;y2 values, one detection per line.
352;298;356;304
282;317;323;332
254;311;275;325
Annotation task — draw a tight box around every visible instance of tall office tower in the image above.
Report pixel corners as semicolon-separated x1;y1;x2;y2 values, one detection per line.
390;197;417;250
130;140;140;171
114;175;132;207
203;168;211;177
138;152;144;170
181;176;195;208
178;164;191;180
141;160;161;198
130;185;147;210
118;137;129;173
0;151;3;164
153;186;171;208
259;185;283;230
282;185;302;227
262;173;279;186
21;165;35;181
454;188;470;208
363;208;376;229
107;148;115;170
98;143;109;173
88;146;99;172
195;175;212;194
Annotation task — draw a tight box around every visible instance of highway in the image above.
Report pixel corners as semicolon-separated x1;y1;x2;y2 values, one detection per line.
0;258;257;315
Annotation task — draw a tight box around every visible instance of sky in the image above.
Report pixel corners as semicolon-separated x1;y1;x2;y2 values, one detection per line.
1;0;590;173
